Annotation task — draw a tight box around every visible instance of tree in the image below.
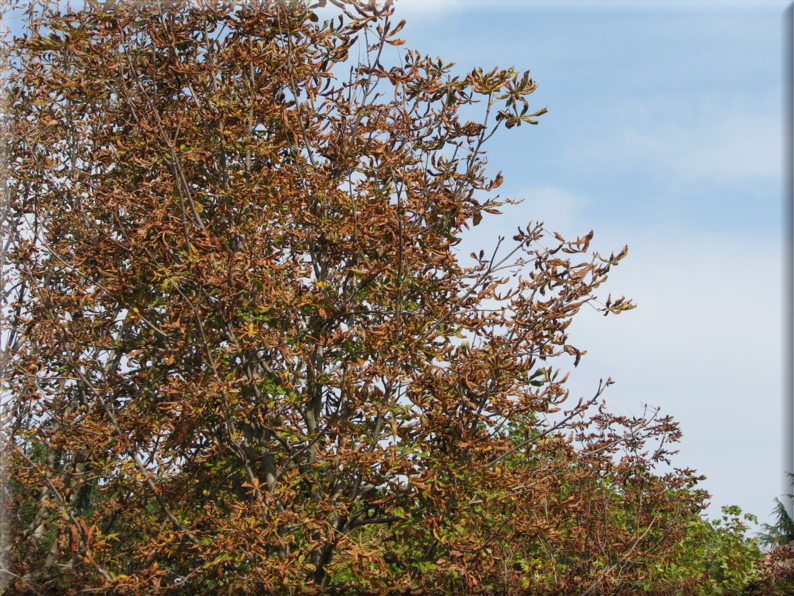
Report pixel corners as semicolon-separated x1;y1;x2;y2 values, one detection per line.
758;476;794;550
1;0;725;593
647;506;763;595
744;478;794;594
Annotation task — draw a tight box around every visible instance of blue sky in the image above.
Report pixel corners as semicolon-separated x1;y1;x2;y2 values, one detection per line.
386;0;785;528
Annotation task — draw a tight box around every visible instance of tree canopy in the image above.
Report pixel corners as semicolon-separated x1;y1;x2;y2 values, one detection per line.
0;0;771;594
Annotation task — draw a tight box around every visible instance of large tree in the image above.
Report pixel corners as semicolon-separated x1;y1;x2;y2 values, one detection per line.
1;0;722;593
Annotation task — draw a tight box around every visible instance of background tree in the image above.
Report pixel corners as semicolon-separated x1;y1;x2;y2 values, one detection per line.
743;478;794;595
758;475;794;550
0;0;751;593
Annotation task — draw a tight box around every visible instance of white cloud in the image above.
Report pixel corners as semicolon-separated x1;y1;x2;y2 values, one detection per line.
455;184;594;264
561;223;782;524
394;0;786;16
461;206;784;525
393;0;475;18
516;185;591;233
575;93;780;185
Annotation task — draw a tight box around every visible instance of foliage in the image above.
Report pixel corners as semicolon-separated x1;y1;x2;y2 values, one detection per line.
758;499;794;550
644;506;763;595
744;480;794;595
745;541;794;596
0;0;756;593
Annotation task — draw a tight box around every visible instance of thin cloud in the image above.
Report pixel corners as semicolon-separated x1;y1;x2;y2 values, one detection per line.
563;224;781;524
517;185;591;233
574;93;780;185
393;0;473;18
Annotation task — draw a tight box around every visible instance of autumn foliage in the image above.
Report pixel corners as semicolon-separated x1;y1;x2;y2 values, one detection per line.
0;1;755;593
